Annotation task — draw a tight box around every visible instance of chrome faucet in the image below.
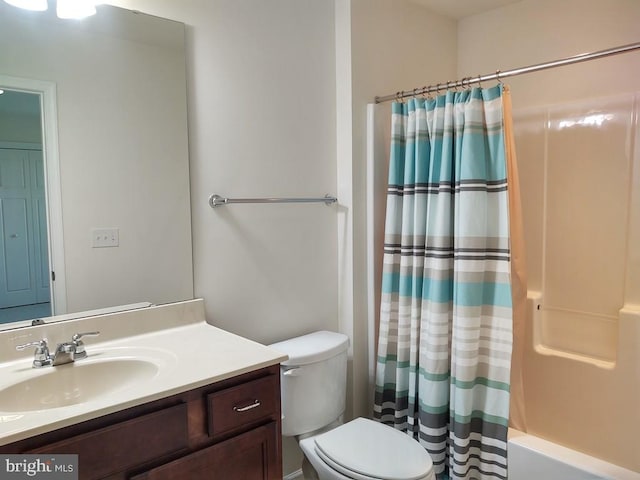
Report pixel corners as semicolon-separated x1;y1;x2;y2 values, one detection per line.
52;341;76;366
15;339;52;368
16;331;100;368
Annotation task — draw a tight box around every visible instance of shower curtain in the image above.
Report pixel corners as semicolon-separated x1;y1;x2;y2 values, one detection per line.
374;85;524;480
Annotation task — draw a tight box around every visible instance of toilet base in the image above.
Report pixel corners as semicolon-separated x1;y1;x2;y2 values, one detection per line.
302;456;320;480
299;435;353;480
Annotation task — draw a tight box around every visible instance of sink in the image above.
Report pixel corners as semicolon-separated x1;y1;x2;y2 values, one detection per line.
0;358;159;412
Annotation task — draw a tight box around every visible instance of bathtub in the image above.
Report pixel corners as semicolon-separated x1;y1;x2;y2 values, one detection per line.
508;429;640;480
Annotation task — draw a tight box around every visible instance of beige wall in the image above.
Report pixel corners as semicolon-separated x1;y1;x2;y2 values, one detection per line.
459;0;640;471
348;0;457;423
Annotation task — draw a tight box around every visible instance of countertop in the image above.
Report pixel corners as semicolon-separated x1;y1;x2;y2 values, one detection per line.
0;299;287;446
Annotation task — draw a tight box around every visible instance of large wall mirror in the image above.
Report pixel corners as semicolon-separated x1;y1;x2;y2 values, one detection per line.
0;2;193;329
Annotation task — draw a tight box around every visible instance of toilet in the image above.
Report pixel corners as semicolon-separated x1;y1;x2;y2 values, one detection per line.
270;331;435;480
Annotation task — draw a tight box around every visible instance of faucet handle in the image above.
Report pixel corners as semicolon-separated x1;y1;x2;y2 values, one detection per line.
16;339;48;351
72;331;100;342
72;331;100;359
16;339;52;368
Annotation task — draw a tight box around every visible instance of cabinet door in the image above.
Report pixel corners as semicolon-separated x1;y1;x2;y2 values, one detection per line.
131;422;279;480
30;404;188;480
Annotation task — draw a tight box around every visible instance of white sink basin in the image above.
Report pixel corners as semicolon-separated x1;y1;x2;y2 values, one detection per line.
0;348;173;412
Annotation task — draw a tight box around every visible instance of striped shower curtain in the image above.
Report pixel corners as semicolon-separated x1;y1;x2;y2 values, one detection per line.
374;85;514;480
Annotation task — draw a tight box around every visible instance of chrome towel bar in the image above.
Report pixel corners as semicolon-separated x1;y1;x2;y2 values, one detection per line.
209;194;337;208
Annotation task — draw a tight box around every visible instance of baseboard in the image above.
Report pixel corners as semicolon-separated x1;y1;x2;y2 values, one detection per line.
283;469;303;480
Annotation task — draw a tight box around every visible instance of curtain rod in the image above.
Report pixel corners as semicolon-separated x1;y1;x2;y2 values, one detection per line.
374;41;640;104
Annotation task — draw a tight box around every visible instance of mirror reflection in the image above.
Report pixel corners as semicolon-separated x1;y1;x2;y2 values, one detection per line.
0;90;50;323
0;3;193;329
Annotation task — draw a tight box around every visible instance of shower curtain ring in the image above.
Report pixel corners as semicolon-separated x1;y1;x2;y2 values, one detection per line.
496;70;503;85
476;75;483;88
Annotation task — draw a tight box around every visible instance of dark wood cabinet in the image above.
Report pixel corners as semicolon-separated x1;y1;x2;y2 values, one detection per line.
131;422;278;480
0;365;282;480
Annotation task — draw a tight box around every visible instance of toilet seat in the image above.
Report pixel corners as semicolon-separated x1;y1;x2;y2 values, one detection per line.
312;418;434;480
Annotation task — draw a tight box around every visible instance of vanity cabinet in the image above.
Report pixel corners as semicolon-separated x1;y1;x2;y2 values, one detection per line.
0;365;282;480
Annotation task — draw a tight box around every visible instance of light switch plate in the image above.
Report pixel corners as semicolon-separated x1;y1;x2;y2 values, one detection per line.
92;228;119;248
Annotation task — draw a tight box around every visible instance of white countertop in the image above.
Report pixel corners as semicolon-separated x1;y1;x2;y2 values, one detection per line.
0;299;287;446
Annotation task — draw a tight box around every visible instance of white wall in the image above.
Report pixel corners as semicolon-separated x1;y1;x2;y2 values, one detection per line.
459;0;640;471
104;0;337;475
107;0;338;345
0;4;193;314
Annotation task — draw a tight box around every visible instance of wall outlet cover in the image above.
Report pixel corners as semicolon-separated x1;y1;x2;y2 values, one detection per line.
91;228;119;248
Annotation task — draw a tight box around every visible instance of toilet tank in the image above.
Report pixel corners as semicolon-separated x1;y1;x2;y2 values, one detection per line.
269;331;349;437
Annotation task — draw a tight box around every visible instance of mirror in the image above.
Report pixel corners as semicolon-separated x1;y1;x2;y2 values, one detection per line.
0;3;193;329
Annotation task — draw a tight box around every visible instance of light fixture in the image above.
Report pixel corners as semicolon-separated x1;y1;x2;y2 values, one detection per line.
3;0;98;18
56;0;96;19
3;0;48;11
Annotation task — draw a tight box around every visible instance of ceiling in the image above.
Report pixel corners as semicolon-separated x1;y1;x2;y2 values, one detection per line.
409;0;523;19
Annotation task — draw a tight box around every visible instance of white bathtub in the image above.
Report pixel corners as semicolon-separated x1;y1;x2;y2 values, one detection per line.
508;429;640;480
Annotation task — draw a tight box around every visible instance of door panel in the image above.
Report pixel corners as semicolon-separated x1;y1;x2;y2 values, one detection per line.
0;148;50;309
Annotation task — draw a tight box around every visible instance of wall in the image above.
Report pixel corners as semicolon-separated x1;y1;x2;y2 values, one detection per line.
0;4;193;314
104;0;337;475
107;0;338;342
458;0;640;471
347;0;457;421
105;0;454;475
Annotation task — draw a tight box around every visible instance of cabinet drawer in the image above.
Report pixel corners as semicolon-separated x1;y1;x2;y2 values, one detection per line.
207;374;277;437
30;403;188;480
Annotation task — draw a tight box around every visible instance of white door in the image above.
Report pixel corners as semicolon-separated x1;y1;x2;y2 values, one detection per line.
0;147;50;308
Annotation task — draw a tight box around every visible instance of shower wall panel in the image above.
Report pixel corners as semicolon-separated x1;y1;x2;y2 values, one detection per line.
513;94;640;471
527;95;636;361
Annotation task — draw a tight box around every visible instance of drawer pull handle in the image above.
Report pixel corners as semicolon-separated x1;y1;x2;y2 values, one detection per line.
233;399;261;413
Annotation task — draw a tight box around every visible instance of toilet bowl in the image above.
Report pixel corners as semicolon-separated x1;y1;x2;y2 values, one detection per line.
269;331;435;480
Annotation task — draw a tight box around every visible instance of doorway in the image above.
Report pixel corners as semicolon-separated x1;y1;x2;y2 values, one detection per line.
0;77;66;326
0;90;50;323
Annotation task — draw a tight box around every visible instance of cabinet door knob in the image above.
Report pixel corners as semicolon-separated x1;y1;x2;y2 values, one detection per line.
233;399;261;412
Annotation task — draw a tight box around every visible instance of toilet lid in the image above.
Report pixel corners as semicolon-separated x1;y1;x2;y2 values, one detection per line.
313;418;434;480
